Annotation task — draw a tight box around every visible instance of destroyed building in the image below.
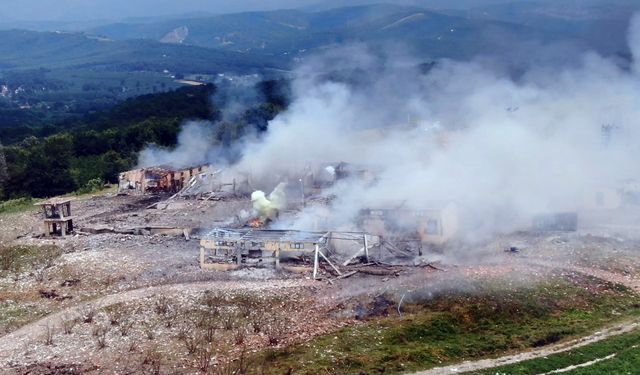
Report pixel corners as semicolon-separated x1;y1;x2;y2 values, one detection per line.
305;162;378;189
178;169;252;198
200;228;382;276
358;201;459;246
119;165;209;194
201;228;327;269
37;198;74;237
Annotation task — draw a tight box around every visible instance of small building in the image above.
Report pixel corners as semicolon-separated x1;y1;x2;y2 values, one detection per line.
119;165;209;195
36;198;74;237
358;201;459;246
583;187;622;210
532;212;578;232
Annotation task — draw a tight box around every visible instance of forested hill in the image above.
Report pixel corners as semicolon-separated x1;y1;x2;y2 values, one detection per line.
0;80;289;199
0;84;214;145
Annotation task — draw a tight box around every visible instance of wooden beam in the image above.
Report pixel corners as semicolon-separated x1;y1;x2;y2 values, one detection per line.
364;234;370;263
343;247;365;266
317;248;342;276
337;270;358;279
313;244;319;279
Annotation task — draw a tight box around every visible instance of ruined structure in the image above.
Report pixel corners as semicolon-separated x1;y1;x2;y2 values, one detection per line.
118;165;209;195
200;228;378;277
532;212;578;232
306;162;377;189
359;201;459;246
37;198;74;237
178;169;252;198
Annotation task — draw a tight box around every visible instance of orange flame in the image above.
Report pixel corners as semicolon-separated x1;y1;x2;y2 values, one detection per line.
248;218;264;228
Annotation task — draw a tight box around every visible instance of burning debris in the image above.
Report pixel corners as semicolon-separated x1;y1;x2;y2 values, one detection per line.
251;182;287;225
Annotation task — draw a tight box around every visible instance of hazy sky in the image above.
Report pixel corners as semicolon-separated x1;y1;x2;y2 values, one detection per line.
0;0;527;21
0;0;322;21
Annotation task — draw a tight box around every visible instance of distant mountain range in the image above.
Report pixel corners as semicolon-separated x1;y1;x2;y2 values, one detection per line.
0;1;636;78
86;4;577;61
0;29;283;73
86;2;637;60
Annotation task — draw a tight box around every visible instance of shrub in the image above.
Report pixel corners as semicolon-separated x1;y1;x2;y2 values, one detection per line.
61;316;77;334
42;323;55;346
93;325;110;349
80;304;96;323
76;178;105;195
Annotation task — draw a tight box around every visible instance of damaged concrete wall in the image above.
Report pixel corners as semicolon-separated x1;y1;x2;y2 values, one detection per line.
583;187;622;210
359;202;459;245
119;165;209;195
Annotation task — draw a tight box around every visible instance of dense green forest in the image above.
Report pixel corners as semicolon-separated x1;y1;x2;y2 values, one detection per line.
0;79;290;199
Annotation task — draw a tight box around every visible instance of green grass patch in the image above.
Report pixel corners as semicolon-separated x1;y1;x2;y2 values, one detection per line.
252;276;640;375
0;197;36;214
0;301;46;334
472;328;640;374
0;245;63;274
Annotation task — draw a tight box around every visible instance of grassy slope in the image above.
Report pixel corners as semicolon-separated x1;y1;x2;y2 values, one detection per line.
0;198;36;214
472;329;640;374
253;276;640;375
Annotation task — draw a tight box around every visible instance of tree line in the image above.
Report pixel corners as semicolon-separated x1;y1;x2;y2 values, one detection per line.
0;79;290;199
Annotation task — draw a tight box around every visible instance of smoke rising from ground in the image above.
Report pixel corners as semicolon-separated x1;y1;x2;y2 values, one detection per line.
137;121;215;169
137;76;264;169
232;15;640;239
139;15;640;240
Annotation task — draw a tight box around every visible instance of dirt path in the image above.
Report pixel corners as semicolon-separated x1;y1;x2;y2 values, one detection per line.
410;319;638;375
410;265;640;375
0;279;312;365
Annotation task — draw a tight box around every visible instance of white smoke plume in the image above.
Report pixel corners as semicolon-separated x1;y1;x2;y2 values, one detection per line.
137;75;266;169
252;182;287;221
232;18;640;240
135;15;640;242
137;121;217;169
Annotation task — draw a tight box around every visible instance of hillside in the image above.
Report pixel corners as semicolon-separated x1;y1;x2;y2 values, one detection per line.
0;29;285;73
88;5;579;60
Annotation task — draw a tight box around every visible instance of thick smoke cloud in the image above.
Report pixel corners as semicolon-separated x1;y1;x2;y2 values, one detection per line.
139;14;640;241
232;17;640;239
